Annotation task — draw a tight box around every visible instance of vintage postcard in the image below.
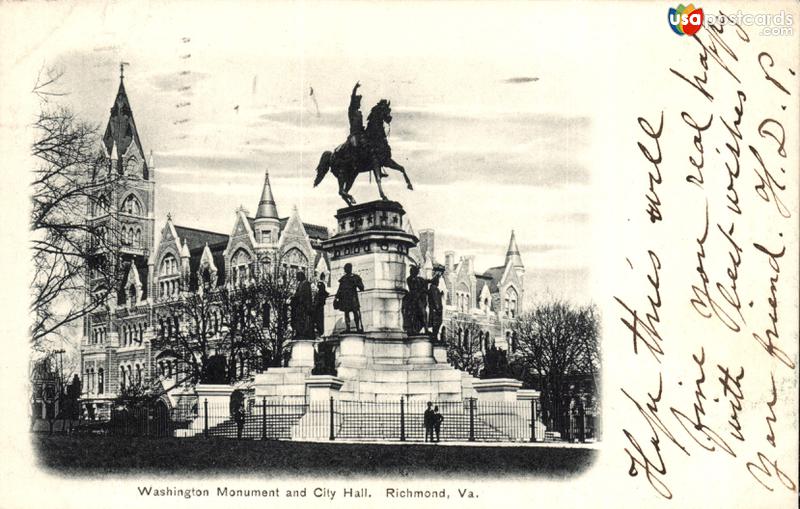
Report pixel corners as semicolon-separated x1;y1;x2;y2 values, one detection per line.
0;1;797;508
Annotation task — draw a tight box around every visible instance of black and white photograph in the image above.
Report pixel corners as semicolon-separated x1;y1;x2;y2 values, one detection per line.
0;1;797;508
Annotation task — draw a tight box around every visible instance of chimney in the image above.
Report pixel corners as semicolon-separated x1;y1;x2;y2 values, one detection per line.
445;251;455;272
419;229;435;263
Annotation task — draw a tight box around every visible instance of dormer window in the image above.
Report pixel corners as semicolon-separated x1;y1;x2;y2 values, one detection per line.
261;230;272;243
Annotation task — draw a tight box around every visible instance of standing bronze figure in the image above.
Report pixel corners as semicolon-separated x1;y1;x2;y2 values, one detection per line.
313;273;329;336
427;266;445;340
313;82;414;206
290;271;314;339
403;265;429;335
334;263;364;333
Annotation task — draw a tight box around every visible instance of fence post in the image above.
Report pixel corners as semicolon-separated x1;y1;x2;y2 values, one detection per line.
468;398;475;442
400;397;406;442
203;399;209;438
261;397;267;440
529;399;536;442
329;397;335;441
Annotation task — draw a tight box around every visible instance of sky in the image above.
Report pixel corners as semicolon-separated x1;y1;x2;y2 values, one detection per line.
40;2;597;304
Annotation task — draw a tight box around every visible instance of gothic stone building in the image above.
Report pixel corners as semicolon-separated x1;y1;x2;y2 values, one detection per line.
79;76;526;416
79;76;330;417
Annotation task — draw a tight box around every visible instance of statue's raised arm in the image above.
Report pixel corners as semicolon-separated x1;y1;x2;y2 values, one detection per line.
348;82;363;137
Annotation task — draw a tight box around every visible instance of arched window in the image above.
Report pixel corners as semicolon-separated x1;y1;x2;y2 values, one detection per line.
160;254;178;276
128;285;137;306
135;364;142;385
122;194;143;215
282;247;309;275
119;366;126;390
97;368;104;394
231;248;253;285
505;287;518;318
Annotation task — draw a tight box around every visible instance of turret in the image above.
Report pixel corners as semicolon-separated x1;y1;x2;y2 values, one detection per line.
253;170;281;246
505;230;524;277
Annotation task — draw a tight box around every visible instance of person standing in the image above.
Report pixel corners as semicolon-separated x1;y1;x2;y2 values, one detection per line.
433;405;444;443
423;401;435;442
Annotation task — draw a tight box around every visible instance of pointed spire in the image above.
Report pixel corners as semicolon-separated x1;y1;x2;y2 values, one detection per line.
102;66;145;173
505;230;524;269
255;170;279;219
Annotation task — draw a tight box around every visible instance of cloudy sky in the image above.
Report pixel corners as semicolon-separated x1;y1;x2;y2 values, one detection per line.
41;2;597;304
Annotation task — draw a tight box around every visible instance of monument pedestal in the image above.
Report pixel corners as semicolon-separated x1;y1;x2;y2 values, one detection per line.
254;201;521;405
473;378;523;402
288;339;315;368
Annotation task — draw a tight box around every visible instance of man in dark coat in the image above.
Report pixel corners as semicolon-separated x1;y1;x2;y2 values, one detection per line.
290;271;314;339
423;401;435;442
313;273;329;336
335;263;364;332
433;405;444;442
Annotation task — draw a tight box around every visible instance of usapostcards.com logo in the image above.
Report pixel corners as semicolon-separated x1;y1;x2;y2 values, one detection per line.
668;4;704;36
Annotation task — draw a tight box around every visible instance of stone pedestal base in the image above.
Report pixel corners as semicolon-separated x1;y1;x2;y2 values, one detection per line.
288;339;315;368
473;378;523;402
252;367;310;403
305;375;344;401
433;343;448;363
408;335;434;364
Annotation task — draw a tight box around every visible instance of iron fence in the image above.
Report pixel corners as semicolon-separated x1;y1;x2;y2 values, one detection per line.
59;397;597;443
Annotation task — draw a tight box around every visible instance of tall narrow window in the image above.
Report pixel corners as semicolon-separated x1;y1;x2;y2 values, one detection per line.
97;368;104;394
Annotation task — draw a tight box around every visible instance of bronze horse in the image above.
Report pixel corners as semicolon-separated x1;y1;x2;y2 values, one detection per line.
313;85;413;206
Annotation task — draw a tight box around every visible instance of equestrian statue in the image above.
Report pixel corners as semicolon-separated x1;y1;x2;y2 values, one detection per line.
313;82;413;206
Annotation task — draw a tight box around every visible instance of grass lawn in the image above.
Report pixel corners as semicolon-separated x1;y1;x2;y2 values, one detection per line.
33;434;597;478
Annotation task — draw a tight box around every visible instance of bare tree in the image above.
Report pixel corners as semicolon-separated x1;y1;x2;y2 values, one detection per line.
30;70;122;348
444;317;486;377
511;301;600;435
244;263;298;370
150;262;298;389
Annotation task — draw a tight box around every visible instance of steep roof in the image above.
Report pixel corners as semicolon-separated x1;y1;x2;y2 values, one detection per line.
482;266;504;293
475;274;494;305
279;217;329;241
102;75;148;177
174;225;229;251
255;170;279;219
505;230;524;269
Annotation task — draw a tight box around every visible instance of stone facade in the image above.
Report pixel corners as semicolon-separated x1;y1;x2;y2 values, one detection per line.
78;77;331;417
